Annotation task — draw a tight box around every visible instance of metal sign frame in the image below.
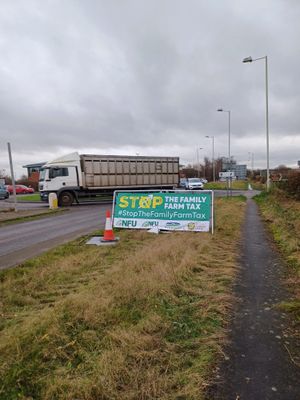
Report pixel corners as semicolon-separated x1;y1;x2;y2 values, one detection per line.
112;189;214;234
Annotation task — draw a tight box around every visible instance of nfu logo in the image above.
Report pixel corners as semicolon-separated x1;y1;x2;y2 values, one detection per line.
142;221;159;228
121;220;137;227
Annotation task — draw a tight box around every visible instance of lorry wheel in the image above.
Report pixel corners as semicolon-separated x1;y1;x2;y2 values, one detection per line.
58;191;74;207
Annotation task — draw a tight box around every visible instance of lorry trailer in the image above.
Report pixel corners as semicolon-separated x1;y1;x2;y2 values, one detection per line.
39;152;179;206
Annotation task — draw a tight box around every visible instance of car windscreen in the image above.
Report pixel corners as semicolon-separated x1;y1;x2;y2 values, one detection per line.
188;178;201;183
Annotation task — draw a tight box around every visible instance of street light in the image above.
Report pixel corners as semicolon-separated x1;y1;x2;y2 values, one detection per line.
205;135;215;181
248;152;254;173
217;108;231;169
196;147;203;178
243;55;270;191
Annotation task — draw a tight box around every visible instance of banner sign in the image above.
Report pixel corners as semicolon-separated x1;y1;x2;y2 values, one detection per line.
113;191;213;232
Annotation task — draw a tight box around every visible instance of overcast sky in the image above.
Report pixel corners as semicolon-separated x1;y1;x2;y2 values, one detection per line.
0;0;299;177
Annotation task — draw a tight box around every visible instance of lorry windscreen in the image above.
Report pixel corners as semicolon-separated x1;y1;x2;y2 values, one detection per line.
39;168;46;181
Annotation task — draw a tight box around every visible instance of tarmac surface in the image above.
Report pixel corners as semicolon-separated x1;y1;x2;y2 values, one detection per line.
0;203;108;270
208;199;300;399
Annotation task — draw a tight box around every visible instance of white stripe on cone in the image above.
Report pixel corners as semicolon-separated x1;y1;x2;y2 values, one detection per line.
105;216;112;230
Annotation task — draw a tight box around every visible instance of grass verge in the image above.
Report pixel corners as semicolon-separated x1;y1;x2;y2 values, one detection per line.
255;190;300;327
15;193;114;204
15;194;41;202
204;180;248;190
0;208;68;226
0;197;246;400
249;181;266;191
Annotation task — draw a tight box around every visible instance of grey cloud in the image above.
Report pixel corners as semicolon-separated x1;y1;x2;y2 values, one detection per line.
0;0;300;177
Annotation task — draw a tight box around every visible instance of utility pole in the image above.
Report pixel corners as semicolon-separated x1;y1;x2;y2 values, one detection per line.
7;142;17;212
248;152;254;175
205;136;215;181
196;147;203;178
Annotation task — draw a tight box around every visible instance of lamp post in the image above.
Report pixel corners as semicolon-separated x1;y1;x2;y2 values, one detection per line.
248;152;254;174
243;55;270;191
205;135;215;181
196;147;203;178
217;108;231;169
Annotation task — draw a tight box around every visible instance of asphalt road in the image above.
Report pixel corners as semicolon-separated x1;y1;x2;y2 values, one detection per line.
0;189;260;270
0;203;108;270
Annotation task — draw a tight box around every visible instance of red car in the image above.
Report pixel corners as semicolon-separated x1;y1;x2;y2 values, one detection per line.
6;185;35;194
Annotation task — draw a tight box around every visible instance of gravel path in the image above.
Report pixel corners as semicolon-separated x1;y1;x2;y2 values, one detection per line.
208;199;300;400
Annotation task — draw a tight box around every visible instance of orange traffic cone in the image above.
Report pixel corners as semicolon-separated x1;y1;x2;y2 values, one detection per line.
102;210;116;242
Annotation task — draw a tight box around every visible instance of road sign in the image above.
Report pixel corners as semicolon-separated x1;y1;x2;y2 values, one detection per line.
219;171;235;178
113;190;214;233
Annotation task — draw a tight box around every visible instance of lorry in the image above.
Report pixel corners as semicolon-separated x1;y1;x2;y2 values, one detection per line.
39;152;179;206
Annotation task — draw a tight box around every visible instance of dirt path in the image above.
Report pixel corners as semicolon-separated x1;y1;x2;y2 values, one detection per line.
208;199;300;399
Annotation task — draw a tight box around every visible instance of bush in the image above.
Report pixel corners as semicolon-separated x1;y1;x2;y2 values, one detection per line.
278;171;300;200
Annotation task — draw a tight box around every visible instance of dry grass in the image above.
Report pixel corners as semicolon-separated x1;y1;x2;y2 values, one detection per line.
0;197;246;400
255;190;300;332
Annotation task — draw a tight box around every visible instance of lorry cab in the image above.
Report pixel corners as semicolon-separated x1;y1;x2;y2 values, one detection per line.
40;166;78;191
39;152;82;206
39;165;79;204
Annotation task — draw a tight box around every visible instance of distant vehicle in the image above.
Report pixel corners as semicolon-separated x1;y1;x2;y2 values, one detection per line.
200;178;208;184
39;152;180;206
6;185;35;194
0;185;9;199
185;178;204;190
179;178;188;188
